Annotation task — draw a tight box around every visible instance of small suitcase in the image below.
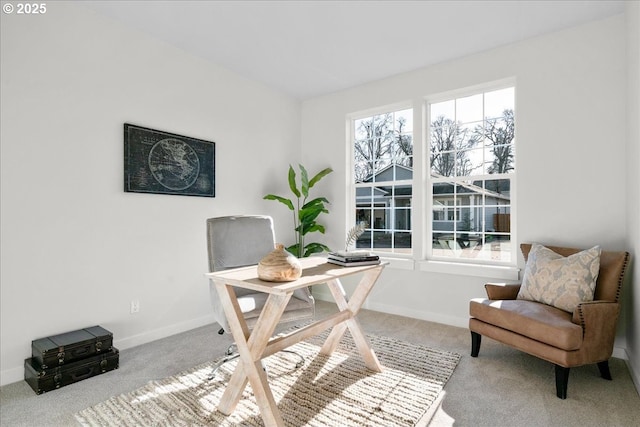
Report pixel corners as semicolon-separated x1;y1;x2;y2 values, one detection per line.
31;325;113;368
24;347;119;394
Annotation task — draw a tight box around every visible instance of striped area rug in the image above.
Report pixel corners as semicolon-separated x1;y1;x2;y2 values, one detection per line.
75;332;460;426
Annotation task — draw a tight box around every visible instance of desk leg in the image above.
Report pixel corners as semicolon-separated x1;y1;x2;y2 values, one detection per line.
321;266;384;372
214;283;291;427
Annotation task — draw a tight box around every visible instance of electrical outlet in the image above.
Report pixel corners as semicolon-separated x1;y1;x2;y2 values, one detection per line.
130;299;140;314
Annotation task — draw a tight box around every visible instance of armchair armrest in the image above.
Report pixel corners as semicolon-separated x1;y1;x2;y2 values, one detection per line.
572;300;621;362
484;282;521;300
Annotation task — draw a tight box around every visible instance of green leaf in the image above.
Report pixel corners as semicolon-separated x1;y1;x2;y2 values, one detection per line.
301;197;329;210
286;243;301;258
303;242;331;257
287;165;300;198
263;194;294;210
308;167;333;188
300;218;326;236
304;224;326;234
299;205;324;225
299;164;309;198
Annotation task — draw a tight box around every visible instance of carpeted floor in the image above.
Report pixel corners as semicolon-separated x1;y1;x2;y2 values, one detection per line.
1;300;640;426
74;332;460;426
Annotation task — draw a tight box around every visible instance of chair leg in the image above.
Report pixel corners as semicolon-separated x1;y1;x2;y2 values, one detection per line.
208;353;241;380
208;348;305;380
555;365;570;399
225;344;237;355
470;331;481;357
597;360;612;380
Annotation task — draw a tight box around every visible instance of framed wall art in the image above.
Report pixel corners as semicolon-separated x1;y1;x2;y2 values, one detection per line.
124;124;215;197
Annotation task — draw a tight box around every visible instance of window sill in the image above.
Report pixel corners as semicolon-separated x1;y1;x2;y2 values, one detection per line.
376;256;520;280
417;260;520;280
379;257;415;270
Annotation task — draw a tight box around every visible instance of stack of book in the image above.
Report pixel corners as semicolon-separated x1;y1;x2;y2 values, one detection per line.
327;251;380;266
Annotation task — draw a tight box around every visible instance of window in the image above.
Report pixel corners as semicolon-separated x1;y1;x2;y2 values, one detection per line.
347;82;515;272
428;86;515;264
352;108;413;254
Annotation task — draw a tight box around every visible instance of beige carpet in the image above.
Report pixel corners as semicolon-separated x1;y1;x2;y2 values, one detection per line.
74;331;460;426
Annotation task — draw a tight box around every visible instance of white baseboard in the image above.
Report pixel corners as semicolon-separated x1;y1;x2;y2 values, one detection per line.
113;313;216;351
623;349;640;393
312;291;629;360
0;366;24;388
612;347;628;360
313;290;469;329
364;299;469;329
0;314;216;387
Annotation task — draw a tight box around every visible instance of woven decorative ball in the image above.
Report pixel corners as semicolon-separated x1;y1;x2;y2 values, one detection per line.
257;244;302;282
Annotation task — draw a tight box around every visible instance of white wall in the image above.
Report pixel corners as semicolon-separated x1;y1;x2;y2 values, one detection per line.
625;0;640;389
2;2;636;390
302;16;630;349
0;2;301;385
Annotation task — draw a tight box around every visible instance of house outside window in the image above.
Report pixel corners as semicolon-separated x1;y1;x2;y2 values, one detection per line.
428;86;515;264
348;83;515;268
352;108;413;254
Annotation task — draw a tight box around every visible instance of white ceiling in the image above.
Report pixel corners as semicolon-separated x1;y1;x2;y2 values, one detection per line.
85;0;626;100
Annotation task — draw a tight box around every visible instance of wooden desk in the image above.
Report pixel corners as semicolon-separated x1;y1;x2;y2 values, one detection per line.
206;256;386;427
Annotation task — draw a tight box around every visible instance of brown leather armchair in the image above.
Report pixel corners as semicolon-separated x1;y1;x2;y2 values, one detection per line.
469;243;630;399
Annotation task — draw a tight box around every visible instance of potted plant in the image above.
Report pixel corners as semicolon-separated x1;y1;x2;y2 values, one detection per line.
264;164;333;258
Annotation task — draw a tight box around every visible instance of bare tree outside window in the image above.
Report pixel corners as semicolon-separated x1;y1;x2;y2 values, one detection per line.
354;113;394;182
429;86;515;264
353;108;413;254
430;116;481;177
476;109;515;175
393;116;413;168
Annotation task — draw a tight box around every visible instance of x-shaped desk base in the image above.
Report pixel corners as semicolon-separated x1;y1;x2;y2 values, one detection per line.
208;258;386;427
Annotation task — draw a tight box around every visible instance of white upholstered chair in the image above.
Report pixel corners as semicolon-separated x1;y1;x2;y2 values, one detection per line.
206;215;315;376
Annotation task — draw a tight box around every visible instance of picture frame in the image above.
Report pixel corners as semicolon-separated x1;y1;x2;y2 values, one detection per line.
124;124;215;197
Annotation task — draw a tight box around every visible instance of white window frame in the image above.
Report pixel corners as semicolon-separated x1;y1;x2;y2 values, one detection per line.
347;102;414;258
346;80;519;279
423;79;517;273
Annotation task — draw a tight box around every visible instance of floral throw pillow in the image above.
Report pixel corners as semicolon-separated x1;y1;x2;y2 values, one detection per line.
516;243;601;313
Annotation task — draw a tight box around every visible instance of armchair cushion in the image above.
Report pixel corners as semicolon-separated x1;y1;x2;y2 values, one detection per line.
516;243;601;312
470;298;583;351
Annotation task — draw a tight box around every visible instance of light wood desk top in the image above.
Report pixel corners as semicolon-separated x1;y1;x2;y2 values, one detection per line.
206;256;385;294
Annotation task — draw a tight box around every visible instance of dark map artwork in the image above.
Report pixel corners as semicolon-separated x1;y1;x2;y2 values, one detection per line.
124;124;215;197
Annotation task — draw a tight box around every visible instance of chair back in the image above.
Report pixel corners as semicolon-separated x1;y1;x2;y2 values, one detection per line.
520;243;630;303
206;215;276;272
